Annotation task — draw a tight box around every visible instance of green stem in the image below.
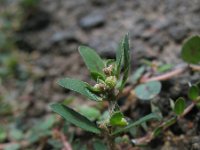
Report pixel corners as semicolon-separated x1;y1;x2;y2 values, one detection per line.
106;100;117;150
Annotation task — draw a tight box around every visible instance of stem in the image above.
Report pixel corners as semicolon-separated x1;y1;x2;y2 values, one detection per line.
105;100;118;150
107;133;116;150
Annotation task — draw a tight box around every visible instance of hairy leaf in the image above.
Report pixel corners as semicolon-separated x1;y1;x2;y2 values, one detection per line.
57;78;102;101
79;46;105;74
51;103;101;134
116;37;124;78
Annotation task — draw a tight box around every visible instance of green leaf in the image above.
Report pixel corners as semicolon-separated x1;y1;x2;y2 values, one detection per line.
135;81;161;100
91;71;105;81
152;126;162;137
93;139;107;150
79;46;105;74
130;66;145;84
0;127;6;142
112;113;161;135
116;37;124;78
153;117;176;137
51;103;101;134
77;105;101;121
119;34;130;90
181;35;200;64
173;97;186;115
157;64;173;73
58;78;102;101
110;111;128;127
188;85;199;100
162;117;177;128
37;115;56;130
4;143;20;150
9;128;23;141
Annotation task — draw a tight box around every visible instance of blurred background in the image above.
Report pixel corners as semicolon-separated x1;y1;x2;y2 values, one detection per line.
0;0;200;149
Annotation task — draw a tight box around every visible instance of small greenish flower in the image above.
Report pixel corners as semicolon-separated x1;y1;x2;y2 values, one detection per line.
105;76;117;89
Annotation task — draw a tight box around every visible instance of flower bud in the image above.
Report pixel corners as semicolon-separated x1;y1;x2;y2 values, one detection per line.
105;76;117;89
93;83;106;92
103;65;114;76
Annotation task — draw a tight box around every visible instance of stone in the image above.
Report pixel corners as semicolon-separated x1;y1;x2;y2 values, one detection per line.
79;11;105;29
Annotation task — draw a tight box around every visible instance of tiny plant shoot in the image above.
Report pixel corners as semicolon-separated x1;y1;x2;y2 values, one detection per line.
51;34;200;149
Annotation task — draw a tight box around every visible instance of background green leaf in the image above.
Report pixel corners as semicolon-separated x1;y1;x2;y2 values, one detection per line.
0;127;6;142
188;85;199;100
79;46;105;75
130;66;145;84
51;103;101;134
134;81;161;100
181;35;200;64
58;78;102;101
173;97;186;115
93;139;107;150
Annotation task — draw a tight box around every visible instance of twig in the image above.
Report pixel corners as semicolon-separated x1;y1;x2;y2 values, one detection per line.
140;65;187;83
60;133;72;150
54;129;72;150
141;64;200;83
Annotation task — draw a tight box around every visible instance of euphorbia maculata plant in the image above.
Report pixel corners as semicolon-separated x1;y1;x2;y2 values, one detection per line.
51;34;200;149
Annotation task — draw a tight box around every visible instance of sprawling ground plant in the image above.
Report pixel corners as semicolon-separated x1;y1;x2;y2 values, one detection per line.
51;34;200;149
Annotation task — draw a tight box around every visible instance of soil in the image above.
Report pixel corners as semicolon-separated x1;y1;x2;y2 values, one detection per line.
0;0;200;149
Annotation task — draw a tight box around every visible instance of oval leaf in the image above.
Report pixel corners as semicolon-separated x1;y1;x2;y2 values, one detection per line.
130;66;145;84
51;103;101;134
174;97;186;115
110;111;128;127
79;46;105;74
57;78;102;101
135;81;161;100
112;113;161;136
181;35;200;64
188;85;199;100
